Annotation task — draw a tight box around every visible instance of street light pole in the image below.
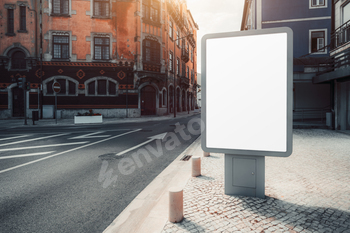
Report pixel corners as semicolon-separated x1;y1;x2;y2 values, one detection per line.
173;36;176;118
173;32;193;118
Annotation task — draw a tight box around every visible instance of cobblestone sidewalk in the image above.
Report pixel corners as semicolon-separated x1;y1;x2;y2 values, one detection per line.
162;129;350;233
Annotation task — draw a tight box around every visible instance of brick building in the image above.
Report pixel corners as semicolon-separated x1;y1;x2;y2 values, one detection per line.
0;0;198;119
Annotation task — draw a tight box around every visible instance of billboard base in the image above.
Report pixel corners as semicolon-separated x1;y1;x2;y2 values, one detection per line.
224;154;265;199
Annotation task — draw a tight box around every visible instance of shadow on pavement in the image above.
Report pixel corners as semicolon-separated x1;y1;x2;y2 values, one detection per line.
238;195;350;232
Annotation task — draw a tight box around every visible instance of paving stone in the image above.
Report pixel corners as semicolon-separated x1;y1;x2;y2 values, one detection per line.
161;130;350;233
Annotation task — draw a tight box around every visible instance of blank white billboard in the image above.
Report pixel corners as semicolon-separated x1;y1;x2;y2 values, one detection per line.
201;28;293;157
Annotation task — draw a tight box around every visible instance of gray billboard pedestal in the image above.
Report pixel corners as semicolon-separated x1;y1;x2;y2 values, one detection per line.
225;154;265;199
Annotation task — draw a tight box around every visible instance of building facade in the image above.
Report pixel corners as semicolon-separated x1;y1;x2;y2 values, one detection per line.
241;0;332;123
313;0;350;130
0;0;198;119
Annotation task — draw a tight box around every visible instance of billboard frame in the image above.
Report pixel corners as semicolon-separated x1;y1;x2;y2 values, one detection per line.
201;27;293;157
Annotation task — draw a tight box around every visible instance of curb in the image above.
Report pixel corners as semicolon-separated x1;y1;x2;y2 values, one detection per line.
0;112;201;130
103;136;202;233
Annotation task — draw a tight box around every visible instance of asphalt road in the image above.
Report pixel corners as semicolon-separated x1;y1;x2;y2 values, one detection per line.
0;115;201;233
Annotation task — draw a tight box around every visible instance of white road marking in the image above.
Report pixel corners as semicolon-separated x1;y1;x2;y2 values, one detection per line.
68;131;110;139
0;135;29;141
116;133;167;156
0;151;55;160
0;142;88;152
0;133;69;147
0;129;142;174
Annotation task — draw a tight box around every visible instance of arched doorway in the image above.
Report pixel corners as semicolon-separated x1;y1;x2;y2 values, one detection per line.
176;88;181;112
182;90;186;111
169;86;174;113
141;85;156;115
187;91;190;111
12;86;24;117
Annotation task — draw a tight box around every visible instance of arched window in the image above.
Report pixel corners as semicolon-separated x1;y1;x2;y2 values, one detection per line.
11;51;26;70
85;77;118;96
44;76;78;96
162;89;167;107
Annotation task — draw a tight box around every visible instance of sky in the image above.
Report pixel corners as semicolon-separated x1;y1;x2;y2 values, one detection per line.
186;0;245;74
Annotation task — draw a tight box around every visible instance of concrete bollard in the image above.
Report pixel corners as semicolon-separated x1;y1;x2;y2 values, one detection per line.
203;151;210;157
192;156;201;177
169;188;183;223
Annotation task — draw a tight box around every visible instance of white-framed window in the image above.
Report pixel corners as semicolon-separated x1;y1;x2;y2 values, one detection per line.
43;76;78;96
85;77;118;96
310;0;327;9
309;29;327;54
176;30;180;46
343;1;350;24
169;21;173;40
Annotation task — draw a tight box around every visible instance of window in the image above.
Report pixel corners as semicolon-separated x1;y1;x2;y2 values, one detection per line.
53;35;69;59
310;30;325;53
86;78;118;96
7;9;14;35
169;21;173;40
176;58;180;75
143;0;160;22
176;30;180;46
312;0;324;7
94;0;109;17
187;66;189;79
19;6;26;31
143;39;160;63
169;51;173;72
11;51;26;70
310;0;326;8
182;62;186;76
44;77;78;96
162;89;167;107
191;70;194;84
191;47;193;62
343;2;350;24
94;37;110;60
52;0;69;15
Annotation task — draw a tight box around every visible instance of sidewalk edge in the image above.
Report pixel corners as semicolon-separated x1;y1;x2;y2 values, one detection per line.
103;136;202;233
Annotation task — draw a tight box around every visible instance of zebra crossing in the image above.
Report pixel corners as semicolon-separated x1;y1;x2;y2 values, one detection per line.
0;129;141;174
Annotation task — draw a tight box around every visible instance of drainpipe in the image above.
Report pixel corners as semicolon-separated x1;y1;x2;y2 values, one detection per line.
27;6;37;58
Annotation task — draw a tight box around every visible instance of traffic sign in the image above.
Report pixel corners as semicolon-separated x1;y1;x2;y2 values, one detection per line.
53;81;61;93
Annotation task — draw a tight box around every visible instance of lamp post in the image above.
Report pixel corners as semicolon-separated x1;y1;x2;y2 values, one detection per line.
173;32;193;118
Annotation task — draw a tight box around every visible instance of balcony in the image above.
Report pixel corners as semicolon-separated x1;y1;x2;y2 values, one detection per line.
166;0;183;29
181;48;189;63
313;48;350;83
331;19;350;54
180;76;189;86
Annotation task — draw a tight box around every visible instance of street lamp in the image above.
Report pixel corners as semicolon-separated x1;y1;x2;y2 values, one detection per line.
173;32;193;118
